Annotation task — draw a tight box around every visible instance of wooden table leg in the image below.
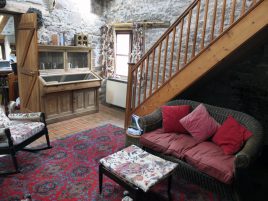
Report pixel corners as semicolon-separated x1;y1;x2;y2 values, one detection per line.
99;164;103;194
168;175;172;201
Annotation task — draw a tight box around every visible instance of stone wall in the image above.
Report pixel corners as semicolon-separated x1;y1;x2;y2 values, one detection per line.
103;0;192;51
37;0;106;70
101;0;192;103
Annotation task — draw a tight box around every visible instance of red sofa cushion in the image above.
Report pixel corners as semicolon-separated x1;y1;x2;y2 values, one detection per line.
166;134;198;158
140;128;179;153
140;129;197;158
180;104;219;142
212;115;253;155
185;141;235;184
161;105;191;134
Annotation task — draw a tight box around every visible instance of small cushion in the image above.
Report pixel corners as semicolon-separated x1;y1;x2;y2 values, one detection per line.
212;115;253;155
161;105;191;133
180;104;219;142
185;141;235;184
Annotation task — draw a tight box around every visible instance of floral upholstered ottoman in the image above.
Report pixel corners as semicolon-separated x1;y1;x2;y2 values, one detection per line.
99;145;178;200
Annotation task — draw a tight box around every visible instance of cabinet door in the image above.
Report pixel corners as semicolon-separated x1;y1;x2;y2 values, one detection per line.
58;91;73;114
84;89;97;109
44;91;72;119
73;88;97;113
73;89;85;113
67;51;90;69
39;51;64;70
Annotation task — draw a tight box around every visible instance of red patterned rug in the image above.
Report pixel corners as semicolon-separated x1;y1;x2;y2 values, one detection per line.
0;124;227;201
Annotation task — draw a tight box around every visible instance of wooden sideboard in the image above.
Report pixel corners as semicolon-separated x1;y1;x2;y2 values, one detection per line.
39;72;101;124
37;45;101;123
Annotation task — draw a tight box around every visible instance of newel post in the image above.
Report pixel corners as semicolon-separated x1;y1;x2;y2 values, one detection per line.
124;63;135;129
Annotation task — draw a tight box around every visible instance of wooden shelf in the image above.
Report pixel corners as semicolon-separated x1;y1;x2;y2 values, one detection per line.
38;45;91;52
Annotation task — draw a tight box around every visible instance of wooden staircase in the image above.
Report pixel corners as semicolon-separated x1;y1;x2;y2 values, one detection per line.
125;0;268;127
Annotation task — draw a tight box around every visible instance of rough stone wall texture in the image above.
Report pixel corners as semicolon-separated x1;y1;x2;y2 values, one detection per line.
103;0;192;51
37;0;106;70
101;0;192;103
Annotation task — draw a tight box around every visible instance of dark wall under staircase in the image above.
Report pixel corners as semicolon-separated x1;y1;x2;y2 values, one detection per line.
178;29;268;147
177;30;268;201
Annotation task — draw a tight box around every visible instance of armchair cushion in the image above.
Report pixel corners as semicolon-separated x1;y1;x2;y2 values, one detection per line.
0;122;45;146
0;108;11;128
212;115;253;155
180;104;220;142
8;122;45;145
161;105;191;133
0;128;8;145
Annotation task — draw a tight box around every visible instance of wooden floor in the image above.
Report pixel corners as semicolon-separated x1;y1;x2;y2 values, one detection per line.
35;104;125;146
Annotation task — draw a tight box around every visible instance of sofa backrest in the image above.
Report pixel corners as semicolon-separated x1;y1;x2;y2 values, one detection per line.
139;99;264;163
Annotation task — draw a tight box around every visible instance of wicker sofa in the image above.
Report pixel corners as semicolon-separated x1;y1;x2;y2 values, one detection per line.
128;100;264;200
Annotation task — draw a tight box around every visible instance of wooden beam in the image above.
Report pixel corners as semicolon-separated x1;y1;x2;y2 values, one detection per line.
113;21;170;29
0;1;48;15
0;15;10;33
133;0;268;116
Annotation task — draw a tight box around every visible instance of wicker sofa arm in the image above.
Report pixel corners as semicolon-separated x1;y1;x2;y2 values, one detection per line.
235;121;264;168
8;112;46;123
138;108;162;132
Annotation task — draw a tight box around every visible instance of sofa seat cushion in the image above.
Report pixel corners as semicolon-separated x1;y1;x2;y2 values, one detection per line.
9;122;45;145
166;134;198;158
184;141;235;184
140;128;178;153
140;129;198;158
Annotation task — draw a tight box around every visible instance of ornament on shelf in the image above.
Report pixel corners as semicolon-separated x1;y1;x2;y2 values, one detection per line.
74;33;88;46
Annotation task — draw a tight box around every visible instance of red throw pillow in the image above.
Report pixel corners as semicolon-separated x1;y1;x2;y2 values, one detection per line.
212;115;253;155
179;104;220;142
161;105;191;134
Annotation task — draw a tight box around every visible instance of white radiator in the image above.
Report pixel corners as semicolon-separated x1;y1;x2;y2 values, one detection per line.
106;79;127;108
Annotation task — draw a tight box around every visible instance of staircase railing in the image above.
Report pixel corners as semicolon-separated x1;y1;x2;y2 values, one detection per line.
125;0;263;127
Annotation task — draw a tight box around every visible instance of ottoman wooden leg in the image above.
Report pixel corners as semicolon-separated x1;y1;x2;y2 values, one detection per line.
99;164;103;194
168;175;172;201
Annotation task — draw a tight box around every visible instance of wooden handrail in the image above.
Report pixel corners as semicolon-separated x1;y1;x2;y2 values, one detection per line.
125;0;264;128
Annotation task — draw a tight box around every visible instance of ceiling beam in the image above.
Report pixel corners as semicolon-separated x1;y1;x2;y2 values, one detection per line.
0;1;48;15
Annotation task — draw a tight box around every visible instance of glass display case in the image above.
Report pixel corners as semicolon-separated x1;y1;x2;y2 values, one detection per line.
38;45;91;71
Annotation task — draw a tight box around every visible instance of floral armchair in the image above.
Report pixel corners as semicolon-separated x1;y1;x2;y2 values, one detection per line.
0;107;51;175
